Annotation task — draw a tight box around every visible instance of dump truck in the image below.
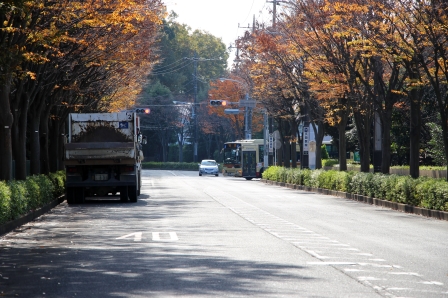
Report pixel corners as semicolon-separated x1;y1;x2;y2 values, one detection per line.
64;112;146;204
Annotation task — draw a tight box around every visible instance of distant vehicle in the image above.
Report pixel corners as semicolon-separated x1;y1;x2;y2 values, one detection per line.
222;139;265;180
199;160;219;176
64;112;147;204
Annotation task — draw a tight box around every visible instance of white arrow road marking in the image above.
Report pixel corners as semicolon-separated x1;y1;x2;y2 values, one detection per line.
152;232;178;241
116;232;143;241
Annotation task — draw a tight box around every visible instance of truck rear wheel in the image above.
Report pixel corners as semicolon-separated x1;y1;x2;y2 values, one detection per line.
120;187;128;202
129;186;138;203
66;187;85;204
66;187;76;204
75;188;85;204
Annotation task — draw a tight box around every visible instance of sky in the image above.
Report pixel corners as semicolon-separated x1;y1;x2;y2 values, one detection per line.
164;0;274;67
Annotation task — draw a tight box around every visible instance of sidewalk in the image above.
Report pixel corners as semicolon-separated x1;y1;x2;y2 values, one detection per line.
260;179;448;221
0;196;65;236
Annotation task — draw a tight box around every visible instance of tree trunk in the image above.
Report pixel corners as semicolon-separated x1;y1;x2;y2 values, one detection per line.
284;139;290;167
11;90;29;180
59;122;66;171
409;62;420;179
283;119;290;168
290;118;298;168
29;111;41;175
40;109;50;175
381;107;393;174
354;110;372;173
337;109;349;171
28;91;46;175
313;120;324;169
0;78;14;181
49;117;60;172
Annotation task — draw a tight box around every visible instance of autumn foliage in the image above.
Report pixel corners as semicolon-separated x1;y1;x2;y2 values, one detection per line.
235;0;448;176
0;0;165;180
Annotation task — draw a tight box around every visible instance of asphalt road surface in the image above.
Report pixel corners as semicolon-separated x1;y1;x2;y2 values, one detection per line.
1;170;447;297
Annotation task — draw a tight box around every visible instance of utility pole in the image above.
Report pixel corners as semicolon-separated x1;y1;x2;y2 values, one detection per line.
267;0;285;28
266;0;284;165
193;52;198;163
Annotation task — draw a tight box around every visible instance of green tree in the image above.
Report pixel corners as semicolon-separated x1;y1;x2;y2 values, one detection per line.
140;13;228;162
427;122;446;166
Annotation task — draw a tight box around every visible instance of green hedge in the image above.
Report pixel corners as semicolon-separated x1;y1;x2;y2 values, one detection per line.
262;166;448;211
0;171;66;225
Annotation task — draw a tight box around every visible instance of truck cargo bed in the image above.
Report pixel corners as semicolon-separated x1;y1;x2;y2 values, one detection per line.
65;142;135;160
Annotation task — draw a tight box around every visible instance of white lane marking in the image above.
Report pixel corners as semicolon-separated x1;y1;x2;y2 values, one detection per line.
116;232;143;241
204;188;448;295
152;232;178;241
420;281;444;285
307;262;358;265
358;276;385;281
305;250;330;259
388;272;422;276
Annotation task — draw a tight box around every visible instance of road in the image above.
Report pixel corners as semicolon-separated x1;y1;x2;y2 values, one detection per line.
1;170;447;297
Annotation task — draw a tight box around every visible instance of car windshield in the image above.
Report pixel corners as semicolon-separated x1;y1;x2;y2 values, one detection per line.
201;161;217;166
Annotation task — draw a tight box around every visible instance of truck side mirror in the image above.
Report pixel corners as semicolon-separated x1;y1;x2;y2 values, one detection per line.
142;136;147;145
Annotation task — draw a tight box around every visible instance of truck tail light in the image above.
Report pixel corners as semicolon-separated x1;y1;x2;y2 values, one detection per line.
67;167;78;173
121;166;134;173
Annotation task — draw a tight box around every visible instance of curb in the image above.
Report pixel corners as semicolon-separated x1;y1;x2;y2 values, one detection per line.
260;179;448;221
0;196;65;236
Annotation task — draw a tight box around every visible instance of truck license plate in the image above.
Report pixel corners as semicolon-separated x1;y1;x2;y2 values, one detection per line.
94;174;108;181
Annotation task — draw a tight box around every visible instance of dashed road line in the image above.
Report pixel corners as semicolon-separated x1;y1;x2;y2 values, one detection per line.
204;187;447;298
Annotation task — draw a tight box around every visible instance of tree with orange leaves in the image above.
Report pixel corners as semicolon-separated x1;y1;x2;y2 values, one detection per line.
207;78;246;140
237;19;321;168
0;0;164;180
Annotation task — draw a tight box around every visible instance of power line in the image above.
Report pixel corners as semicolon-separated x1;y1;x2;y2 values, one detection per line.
150;59;193;75
152;57;188;72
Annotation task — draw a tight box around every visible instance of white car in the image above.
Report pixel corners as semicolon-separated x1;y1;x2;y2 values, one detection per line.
199;159;219;176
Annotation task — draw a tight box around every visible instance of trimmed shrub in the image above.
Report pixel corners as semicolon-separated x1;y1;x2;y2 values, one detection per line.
260;165;448;211
286;168;294;184
277;167;288;182
334;171;355;193
317;170;336;190
416;179;448;211
391;176;420;205
431;182;448;211
36;175;54;205
262;166;277;180
350;172;375;196
25;176;42;210
8;180;28;220
322;159;339;167
302;169;313;187
49;171;65;198
308;169;323;188
0;182;11;224
291;168;304;185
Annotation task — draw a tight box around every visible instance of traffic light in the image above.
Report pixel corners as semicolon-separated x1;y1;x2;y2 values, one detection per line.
135;108;150;114
210;100;227;106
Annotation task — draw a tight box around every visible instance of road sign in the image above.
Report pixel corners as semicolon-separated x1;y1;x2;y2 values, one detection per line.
224;109;240;114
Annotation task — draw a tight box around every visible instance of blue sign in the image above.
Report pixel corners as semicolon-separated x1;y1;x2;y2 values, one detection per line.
119;122;128;129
